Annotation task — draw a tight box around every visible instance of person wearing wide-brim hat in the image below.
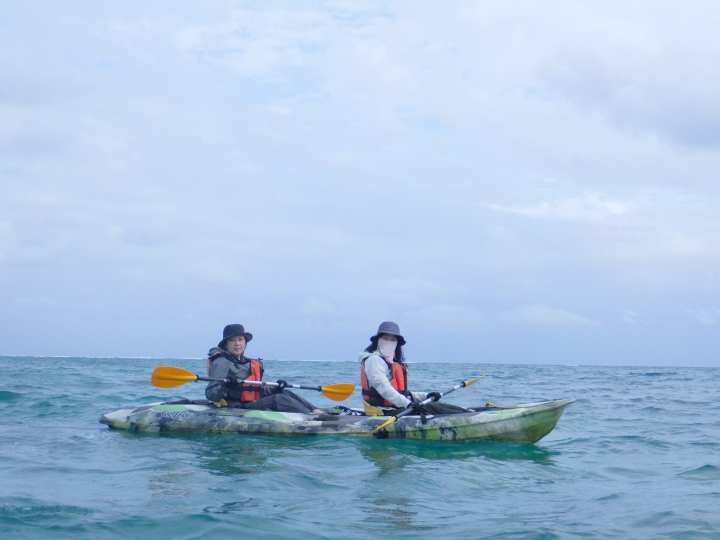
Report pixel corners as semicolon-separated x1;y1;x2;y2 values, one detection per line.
359;321;468;416
205;324;324;414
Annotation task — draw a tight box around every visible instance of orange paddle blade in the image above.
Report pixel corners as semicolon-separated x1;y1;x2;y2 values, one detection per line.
151;366;199;388
320;383;355;401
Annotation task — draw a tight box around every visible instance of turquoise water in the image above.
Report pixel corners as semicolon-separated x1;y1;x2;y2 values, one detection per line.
1;357;718;539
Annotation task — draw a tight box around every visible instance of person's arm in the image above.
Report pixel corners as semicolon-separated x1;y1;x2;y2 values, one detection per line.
364;355;411;408
410;391;428;402
205;357;232;402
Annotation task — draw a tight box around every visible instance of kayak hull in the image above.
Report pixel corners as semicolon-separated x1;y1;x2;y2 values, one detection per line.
100;399;574;444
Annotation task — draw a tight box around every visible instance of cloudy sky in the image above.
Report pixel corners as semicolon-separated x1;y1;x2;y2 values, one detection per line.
1;1;718;366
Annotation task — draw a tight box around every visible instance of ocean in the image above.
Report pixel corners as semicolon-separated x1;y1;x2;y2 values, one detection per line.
1;356;718;539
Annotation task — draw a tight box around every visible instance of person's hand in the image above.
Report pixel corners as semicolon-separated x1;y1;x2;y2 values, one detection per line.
426;392;441;402
222;374;239;388
406;400;420;411
276;379;288;390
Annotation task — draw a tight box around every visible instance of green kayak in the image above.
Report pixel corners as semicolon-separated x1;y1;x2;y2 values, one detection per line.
100;399;574;443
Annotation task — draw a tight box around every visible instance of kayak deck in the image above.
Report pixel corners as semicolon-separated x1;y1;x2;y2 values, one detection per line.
100;399;574;443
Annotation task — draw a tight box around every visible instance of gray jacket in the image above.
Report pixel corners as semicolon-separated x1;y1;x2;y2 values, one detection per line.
205;347;270;403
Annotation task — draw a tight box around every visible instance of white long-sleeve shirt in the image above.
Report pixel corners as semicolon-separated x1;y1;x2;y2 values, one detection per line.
361;353;426;408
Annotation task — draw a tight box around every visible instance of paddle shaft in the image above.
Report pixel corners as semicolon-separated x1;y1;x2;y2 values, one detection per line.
367;374;486;435
192;374;323;392
394;377;480;420
150;366;355;401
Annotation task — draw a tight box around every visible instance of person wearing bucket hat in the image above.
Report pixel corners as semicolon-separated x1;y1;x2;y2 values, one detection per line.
217;323;253;349
205;324;324;414
359;321;468;416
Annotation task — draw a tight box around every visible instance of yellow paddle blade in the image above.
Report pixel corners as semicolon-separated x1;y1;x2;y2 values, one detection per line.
320;383;355;402
368;416;398;436
151;366;199;388
463;374;486;387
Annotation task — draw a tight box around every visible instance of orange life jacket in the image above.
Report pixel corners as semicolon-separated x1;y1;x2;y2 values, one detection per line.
361;355;408;407
207;354;263;402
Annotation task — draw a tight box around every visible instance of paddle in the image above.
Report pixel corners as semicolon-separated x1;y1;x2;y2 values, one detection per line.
367;374;486;436
151;366;355;402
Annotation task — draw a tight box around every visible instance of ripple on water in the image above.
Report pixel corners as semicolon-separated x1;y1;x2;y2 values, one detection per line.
596;492;621;501
0;391;22;402
678;464;720;479
0;499;94;531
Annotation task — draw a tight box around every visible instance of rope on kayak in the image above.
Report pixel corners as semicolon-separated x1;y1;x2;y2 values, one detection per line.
485;402;519;409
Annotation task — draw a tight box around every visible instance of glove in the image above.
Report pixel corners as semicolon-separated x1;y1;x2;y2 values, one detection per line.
222;374;239;388
276;379;288;391
426;392;441;402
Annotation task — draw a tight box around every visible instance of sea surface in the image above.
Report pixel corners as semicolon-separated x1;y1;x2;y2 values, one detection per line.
0;356;718;539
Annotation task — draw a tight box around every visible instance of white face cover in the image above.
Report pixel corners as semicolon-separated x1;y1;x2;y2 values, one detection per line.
378;337;398;359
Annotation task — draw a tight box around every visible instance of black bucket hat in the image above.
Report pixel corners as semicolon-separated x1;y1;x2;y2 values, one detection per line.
370;321;406;346
218;324;253;348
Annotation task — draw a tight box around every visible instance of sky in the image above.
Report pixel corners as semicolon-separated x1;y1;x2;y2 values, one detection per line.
0;1;718;366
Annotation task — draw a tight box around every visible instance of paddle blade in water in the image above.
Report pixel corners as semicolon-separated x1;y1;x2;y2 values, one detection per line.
320;383;355;401
151;366;199;388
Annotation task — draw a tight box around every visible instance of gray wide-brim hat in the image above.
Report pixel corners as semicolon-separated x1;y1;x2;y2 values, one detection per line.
370;321;406;346
218;324;253;348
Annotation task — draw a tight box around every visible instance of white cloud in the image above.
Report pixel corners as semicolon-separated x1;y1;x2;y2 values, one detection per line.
184;260;242;285
0;221;13;261
499;305;601;327
403;304;485;331
488;195;637;222
363;277;447;306
623;309;639;324
10;295;57;307
300;297;336;316
686;308;720;325
606;231;713;260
